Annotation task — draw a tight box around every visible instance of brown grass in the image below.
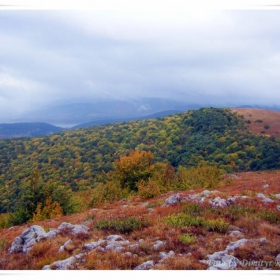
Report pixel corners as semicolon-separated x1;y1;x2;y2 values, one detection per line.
1;169;280;270
232;108;280;138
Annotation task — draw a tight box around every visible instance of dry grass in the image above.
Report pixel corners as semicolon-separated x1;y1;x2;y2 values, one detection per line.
232;108;280;138
0;169;280;270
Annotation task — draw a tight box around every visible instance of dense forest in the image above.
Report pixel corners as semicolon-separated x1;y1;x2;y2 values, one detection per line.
1;107;280;223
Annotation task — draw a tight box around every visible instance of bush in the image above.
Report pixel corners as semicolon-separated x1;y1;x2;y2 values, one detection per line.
137;179;161;199
0;213;11;229
164;213;205;227
178;234;196;245
175;163;224;189
165;213;229;233
203;218;229;233
95;217;147;234
182;203;204;216
257;211;280;223
89;181;125;207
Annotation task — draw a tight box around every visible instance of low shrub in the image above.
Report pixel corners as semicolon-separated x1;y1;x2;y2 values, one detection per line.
257;211;280;223
95;217;147;234
182;203;204;216
164;213;205;227
165;213;229;233
178;234;196;245
203;218;229;233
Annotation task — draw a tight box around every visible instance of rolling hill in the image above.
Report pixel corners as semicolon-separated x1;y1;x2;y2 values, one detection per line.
1;107;280;215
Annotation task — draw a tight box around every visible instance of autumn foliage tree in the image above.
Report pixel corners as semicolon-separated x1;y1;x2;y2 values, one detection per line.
112;150;154;192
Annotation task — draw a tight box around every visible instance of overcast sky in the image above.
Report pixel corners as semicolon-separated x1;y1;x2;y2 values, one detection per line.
1;7;280;121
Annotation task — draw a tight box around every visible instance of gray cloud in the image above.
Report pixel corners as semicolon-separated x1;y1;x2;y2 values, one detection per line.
1;9;280;121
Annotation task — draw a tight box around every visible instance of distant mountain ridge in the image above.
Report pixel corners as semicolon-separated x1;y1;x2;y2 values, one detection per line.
16;98;201;126
0;123;63;139
72;109;183;129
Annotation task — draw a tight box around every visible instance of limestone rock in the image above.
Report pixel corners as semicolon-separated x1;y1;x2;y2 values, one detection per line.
262;198;274;204
229;231;244;238
162;194;181;207
159;251;175;263
211;197;228;208
153;240;165;251
9;225;57;254
207;251;239;270
134;260;154;270
58;239;72;253
57;222;89;235
42;253;84;270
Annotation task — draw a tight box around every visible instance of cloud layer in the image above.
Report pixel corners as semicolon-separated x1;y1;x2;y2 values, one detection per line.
1;9;280;121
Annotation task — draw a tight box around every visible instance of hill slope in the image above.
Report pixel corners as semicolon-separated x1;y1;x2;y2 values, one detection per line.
1;107;280;213
0;169;280;270
232;108;280;138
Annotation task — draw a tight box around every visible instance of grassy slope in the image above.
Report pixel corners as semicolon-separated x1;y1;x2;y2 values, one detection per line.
232;108;280;138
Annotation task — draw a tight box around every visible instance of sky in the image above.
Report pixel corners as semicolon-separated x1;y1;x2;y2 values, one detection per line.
1;4;280;121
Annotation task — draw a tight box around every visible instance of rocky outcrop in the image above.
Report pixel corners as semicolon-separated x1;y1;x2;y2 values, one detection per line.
162;194;182;207
210;197;228;208
9;222;88;254
42;253;85;270
58;239;73;253
84;234;131;253
9;225;57;253
153;240;165;251
201;238;267;270
133;260;154;270
158;251;175;263
57;222;89;235
257;193;274;204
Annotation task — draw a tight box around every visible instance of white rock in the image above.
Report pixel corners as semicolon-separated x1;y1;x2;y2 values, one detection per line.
162;194;181;207
274;194;280;199
229;231;244;238
58;239;72;253
57;222;89;235
134;260;154;270
153;240;165;251
9;225;55;254
225;239;248;253
262;184;269;189
277;205;280;211
159;251;175;263
211;197;228;208
262;198;274;204
106;235;125;241
257;193;266;199
276;254;280;262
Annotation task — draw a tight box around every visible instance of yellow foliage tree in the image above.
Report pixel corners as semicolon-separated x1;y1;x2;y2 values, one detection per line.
32;195;63;222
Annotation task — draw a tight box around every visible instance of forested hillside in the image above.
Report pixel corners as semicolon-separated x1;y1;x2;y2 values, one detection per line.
1;107;280;216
